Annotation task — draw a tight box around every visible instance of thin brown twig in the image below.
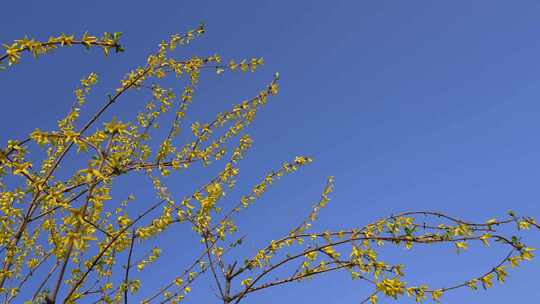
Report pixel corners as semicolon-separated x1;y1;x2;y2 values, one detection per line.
124;230;137;304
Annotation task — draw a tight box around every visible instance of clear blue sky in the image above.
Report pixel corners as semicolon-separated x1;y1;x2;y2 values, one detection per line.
1;1;539;303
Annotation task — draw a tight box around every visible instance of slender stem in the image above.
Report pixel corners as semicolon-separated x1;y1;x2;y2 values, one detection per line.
203;234;224;299
124;231;136;304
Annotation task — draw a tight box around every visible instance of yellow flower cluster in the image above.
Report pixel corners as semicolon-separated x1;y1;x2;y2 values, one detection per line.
376;278;405;299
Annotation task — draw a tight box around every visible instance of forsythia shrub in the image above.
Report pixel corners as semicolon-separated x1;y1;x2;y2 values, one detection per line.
0;24;538;304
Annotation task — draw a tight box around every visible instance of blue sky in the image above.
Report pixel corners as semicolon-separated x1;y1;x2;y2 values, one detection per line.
1;1;540;303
